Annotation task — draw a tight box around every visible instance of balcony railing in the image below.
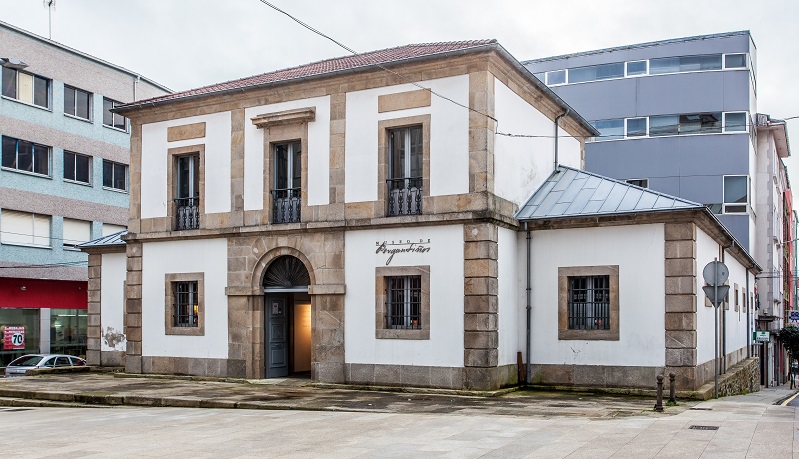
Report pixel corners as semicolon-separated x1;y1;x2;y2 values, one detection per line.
272;187;301;223
174;197;200;230
387;177;422;216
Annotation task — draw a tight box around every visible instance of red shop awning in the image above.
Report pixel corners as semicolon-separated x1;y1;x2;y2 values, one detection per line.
0;277;87;310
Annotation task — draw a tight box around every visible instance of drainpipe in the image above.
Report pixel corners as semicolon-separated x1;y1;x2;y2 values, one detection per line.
525;221;532;384
746;268;751;359
553;109;570;172
721;242;734;374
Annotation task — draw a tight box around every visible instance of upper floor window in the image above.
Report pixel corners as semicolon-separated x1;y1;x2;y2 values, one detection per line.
62;218;91;248
724;54;747;69
569;62;624;84
649;54;722;75
545;69;566;85
64;86;92;120
1;136;50;176
625;60;647;76
272;141;301;224
102;159;128;192
626;178;648;189
723;175;749;214
175;154;200;230
1;67;50;109
650;112;721;137
591;119;624;141
63;151;91;185
0;209;51;247
103;98;128;131
724;112;747;132
540;52;748;87
387;126;422;216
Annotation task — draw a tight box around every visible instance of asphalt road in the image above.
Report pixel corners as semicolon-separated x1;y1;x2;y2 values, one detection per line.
1;398;796;458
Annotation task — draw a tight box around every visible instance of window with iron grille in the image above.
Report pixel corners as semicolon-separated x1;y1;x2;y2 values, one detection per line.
387;125;422;216
386;275;422;329
272;140;302;223
174;153;200;230
568;275;611;330
173;281;198;327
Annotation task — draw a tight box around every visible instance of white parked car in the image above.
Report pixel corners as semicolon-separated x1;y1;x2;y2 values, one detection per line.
4;354;86;377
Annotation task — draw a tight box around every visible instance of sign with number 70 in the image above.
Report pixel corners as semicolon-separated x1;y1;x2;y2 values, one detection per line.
3;326;25;350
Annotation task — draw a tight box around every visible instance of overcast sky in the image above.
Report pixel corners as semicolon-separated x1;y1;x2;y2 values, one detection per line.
2;0;797;188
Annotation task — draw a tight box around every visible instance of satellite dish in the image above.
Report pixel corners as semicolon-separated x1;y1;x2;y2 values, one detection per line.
702;260;729;286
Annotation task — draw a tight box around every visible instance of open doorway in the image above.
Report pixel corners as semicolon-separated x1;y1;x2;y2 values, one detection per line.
263;255;311;379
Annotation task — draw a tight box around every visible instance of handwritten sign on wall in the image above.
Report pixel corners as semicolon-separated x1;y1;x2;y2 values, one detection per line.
375;239;431;265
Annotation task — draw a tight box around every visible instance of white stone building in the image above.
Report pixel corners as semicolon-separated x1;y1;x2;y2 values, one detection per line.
82;40;760;392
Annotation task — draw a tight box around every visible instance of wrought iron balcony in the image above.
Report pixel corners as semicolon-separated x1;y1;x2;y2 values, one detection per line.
272;187;301;224
387;177;422;216
174;197;200;230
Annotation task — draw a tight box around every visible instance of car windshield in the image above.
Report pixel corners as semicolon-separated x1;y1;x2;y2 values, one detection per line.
9;356;43;367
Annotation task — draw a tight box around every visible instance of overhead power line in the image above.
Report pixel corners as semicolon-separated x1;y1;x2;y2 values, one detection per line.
255;1;799;142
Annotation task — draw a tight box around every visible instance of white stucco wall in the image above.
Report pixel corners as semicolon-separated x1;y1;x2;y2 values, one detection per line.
140;112;232;218
141;238;228;359
525;224;666;366
497;226;520;365
344;225;465;367
695;229;753;366
493;78;581;206
100;252;127;352
243;96;331;210
344;75;470;203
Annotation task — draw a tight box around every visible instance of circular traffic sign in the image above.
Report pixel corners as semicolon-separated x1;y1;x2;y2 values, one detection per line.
702;260;729;286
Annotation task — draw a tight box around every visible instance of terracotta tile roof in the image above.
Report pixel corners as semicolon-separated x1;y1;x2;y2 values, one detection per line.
126;40;497;107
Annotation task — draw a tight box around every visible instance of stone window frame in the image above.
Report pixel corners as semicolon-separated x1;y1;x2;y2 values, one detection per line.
260;121;309;225
164;272;205;336
375;265;430;340
558;265;620;341
166;144;205;229
377;115;431;217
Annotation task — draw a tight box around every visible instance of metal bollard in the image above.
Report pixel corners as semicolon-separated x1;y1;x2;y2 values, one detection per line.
669;372;676;404
655;375;664;412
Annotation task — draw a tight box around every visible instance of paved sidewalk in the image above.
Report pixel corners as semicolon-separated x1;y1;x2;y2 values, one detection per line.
0;372;695;418
0;385;797;458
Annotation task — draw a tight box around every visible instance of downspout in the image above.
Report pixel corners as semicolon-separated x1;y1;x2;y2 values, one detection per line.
721;242;733;374
746;267;751;359
525;221;532;384
554;109;570;172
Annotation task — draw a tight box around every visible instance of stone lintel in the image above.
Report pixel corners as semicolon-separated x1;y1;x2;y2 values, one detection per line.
251;107;316;128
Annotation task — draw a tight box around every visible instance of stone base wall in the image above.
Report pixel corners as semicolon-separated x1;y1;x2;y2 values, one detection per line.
695;347;751;390
530;364;663;389
346;363;518;390
140;356;246;378
716;357;760;397
100;350;125;367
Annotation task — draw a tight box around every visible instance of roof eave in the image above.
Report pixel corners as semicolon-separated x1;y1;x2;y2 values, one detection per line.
114;43;499;115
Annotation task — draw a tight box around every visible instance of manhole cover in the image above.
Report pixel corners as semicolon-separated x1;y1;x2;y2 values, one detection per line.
689;425;719;430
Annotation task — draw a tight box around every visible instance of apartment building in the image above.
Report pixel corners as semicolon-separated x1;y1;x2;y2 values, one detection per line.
0;20;169;366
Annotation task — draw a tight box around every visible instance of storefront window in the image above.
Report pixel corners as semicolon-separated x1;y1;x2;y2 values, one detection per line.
50;309;87;358
0;309;41;367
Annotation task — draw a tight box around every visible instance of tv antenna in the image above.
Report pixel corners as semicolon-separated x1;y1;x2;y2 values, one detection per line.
44;0;56;40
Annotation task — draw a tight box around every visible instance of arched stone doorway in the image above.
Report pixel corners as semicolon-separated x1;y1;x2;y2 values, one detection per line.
263;255;312;378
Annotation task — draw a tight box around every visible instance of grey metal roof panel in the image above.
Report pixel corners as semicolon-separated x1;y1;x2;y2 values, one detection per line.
78;230;127;248
515;166;703;221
